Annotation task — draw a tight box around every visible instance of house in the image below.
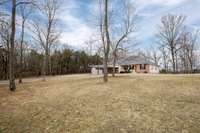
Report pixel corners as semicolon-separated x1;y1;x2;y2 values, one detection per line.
90;56;159;74
90;65;118;75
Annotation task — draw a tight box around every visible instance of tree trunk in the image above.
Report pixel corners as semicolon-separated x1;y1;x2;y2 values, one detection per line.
42;55;46;81
103;53;108;82
48;48;52;75
164;56;167;71
42;47;48;81
171;48;176;73
49;55;51;75
190;64;193;73
112;52;116;77
189;58;193;73
103;0;110;83
9;0;16;91
6;39;9;80
175;51;178;73
19;20;25;84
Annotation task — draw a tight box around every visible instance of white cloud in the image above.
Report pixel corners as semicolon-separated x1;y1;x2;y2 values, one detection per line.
147;0;186;6
59;22;94;47
58;1;95;47
136;0;187;8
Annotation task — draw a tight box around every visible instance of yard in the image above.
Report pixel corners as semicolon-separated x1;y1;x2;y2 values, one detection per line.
0;74;200;133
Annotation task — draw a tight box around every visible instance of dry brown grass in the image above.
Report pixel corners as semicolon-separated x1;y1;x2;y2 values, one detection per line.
0;74;200;133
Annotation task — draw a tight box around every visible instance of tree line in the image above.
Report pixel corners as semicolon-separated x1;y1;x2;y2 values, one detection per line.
156;15;199;73
1;0;200;92
0;47;102;80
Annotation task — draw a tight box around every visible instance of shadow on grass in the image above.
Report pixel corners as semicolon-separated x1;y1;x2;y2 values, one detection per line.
0;128;3;133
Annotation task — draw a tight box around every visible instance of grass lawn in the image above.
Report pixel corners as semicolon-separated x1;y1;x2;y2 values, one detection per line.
0;74;200;133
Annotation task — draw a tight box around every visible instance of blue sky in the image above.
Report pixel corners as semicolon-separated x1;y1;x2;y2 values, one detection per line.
2;0;200;51
57;0;200;50
136;0;200;48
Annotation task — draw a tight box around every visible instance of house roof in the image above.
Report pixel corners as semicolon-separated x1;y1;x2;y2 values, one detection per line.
89;65;118;68
118;60;156;66
90;56;158;68
117;56;157;66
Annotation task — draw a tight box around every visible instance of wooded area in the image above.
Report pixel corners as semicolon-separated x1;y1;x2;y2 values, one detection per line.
0;48;102;79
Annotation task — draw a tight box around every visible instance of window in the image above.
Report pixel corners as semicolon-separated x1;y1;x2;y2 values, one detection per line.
140;64;145;70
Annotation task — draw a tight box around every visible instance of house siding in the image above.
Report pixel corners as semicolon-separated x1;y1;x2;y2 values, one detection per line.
149;65;159;73
91;62;159;74
135;64;150;73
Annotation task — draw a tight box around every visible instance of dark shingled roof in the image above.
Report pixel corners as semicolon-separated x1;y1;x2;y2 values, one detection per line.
90;56;158;68
117;56;157;66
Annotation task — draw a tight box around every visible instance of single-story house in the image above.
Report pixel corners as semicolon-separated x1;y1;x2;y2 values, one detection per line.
90;56;159;74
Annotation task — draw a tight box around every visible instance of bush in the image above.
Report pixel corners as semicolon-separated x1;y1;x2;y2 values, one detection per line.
160;69;167;74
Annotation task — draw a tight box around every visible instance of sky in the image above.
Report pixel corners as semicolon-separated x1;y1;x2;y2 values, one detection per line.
56;0;200;50
1;0;200;51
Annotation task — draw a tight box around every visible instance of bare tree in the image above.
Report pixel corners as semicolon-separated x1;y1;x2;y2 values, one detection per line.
9;0;17;91
157;14;186;73
159;46;169;71
32;0;60;80
186;31;199;71
18;3;33;83
84;38;98;56
0;18;10;49
0;1;10;79
0;18;10;79
97;0;111;82
96;0;137;79
103;0;111;82
110;0;136;77
179;29;199;72
148;47;161;66
9;0;35;91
